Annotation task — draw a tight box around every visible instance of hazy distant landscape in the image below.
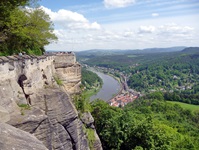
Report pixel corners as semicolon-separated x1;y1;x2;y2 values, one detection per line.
78;47;199;103
78;46;199;149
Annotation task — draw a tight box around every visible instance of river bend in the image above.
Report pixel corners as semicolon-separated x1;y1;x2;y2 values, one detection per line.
90;70;121;101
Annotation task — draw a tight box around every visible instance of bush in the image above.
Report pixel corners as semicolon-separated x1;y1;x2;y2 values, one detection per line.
73;94;92;113
86;128;96;150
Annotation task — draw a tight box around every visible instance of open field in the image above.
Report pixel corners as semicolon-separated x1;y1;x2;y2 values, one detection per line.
167;101;199;112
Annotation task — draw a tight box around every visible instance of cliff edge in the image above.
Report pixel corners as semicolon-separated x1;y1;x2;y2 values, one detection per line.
0;53;102;150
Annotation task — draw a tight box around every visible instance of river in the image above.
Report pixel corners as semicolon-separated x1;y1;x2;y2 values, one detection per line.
90;69;121;101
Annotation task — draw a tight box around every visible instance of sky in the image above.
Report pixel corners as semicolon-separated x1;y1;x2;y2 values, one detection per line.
39;0;199;51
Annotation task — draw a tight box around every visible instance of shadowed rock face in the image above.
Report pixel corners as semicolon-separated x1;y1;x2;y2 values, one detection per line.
0;122;48;150
9;88;89;150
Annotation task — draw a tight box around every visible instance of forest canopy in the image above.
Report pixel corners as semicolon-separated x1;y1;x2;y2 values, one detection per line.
0;0;57;56
91;99;199;150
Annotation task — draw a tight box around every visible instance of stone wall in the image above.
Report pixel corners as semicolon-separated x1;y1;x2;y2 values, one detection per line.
54;52;76;64
0;55;55;115
0;53;81;112
0;52;81;115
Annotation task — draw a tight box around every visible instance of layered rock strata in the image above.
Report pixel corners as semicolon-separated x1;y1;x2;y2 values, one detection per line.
8;88;89;150
54;53;81;94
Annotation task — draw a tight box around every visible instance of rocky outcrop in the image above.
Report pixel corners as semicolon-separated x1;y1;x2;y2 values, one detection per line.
8;88;89;150
81;112;103;150
0;122;48;150
0;53;102;150
54;53;81;94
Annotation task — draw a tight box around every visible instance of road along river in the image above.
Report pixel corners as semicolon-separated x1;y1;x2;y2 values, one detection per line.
90;69;122;101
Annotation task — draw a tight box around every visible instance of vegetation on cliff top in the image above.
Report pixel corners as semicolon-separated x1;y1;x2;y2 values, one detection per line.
0;0;57;56
54;76;63;86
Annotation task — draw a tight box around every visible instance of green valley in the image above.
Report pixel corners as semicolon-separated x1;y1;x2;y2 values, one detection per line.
76;47;199;150
77;47;199;105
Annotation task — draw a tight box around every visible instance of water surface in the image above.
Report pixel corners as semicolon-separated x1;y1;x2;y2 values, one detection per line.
90;70;121;101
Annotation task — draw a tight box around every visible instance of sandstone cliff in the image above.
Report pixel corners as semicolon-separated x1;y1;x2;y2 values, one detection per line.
0;53;102;150
54;53;81;94
0;122;48;150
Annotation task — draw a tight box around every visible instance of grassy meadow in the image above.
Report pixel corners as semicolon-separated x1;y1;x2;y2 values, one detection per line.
167;101;199;112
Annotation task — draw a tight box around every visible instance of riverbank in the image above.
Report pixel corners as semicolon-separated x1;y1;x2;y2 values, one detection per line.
106;73;123;100
82;84;102;100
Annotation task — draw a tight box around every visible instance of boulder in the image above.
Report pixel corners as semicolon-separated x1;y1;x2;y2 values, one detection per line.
81;112;95;128
0;122;48;150
81;112;103;150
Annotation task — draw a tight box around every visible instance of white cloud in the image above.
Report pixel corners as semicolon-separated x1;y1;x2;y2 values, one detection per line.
40;6;101;30
95;30;121;41
138;25;156;33
123;31;134;37
159;23;194;36
152;13;159;17
104;0;135;8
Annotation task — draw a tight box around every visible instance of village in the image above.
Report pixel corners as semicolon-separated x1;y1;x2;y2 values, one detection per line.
108;92;139;107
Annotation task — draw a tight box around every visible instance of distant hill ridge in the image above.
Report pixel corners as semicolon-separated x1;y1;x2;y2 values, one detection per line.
76;46;189;57
50;46;199;56
142;46;186;53
181;47;199;53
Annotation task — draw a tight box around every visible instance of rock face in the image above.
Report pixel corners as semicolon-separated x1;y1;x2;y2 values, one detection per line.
0;55;55;115
0;106;10;123
0;122;48;150
81;112;103;150
8;88;89;150
54;53;81;94
0;53;102;150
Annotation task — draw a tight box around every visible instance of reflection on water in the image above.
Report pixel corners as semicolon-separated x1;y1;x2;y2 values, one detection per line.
90;70;121;101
